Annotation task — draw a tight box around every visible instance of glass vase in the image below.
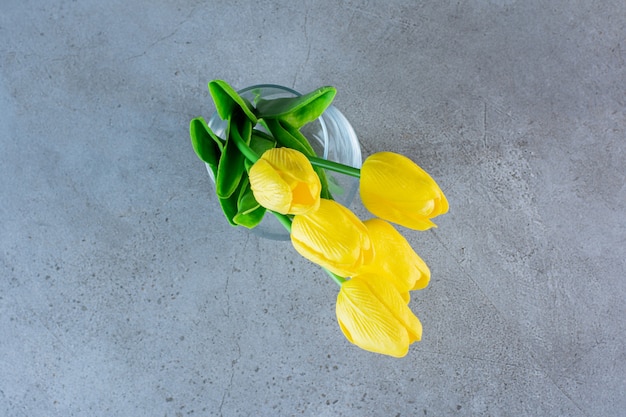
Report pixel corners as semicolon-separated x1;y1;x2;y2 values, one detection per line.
207;84;362;241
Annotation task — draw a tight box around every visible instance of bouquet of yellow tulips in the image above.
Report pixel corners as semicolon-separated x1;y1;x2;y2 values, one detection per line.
190;80;448;357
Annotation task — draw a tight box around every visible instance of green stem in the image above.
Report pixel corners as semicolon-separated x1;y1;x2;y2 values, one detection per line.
272;211;292;232
230;122;259;163
308;156;361;178
230;122;360;181
324;268;346;286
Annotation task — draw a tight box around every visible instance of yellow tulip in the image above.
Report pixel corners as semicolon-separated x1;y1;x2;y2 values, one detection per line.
358;219;430;292
291;199;373;277
336;274;422;357
249;147;321;215
360;152;449;230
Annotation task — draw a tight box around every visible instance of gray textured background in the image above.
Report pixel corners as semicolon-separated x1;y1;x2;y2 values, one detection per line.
1;1;625;416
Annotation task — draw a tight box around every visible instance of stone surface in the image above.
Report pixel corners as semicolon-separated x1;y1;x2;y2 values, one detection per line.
1;0;624;416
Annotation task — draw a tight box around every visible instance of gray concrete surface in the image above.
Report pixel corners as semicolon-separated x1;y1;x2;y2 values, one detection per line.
1;0;625;416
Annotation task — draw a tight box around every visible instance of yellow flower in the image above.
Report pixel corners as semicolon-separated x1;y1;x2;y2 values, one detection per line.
360;152;449;230
291;199;373;277
336;274;422;357
358;219;430;292
249;147;321;215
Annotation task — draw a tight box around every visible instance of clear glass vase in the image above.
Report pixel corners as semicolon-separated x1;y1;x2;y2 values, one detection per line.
207;84;362;241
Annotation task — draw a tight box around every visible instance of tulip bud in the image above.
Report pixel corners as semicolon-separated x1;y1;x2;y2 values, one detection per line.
291;199;373;277
336;274;422;357
358;219;430;292
360;152;449;230
249;147;321;215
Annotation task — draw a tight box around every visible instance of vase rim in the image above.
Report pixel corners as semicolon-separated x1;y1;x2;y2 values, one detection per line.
237;84;301;97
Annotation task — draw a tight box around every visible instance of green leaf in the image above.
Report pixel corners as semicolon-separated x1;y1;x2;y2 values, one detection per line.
237;185;261;215
233;177;266;228
264;118;316;156
255;86;336;128
215;114;251;199
244;158;254;173
249;129;276;156
208;80;258;124
233;206;266;229
216;170;258;227
189;117;224;177
218;193;239;226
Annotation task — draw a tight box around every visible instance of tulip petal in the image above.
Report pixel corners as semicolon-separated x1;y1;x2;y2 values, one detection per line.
363;157;439;201
249;159;292;214
360;152;449;230
359;276;422;344
336;275;422;357
249;148;321;215
291;182;319;213
264;118;333;200
435;190;449;214
360;219;430;292
291;199;372;277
